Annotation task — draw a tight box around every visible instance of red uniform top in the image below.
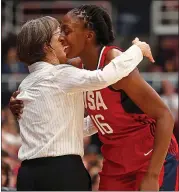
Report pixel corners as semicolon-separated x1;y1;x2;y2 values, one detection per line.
82;46;178;176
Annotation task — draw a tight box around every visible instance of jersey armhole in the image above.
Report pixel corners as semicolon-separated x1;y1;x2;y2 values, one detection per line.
99;46;123;69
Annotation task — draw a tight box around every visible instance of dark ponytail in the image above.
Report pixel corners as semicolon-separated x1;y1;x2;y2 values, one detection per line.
70;5;115;45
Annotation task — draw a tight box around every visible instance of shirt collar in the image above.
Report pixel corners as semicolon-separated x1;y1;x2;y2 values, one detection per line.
28;61;54;73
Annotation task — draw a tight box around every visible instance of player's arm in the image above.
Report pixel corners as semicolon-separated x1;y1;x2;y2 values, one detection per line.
115;69;174;179
83;116;98;137
9;90;23;119
105;50;174;189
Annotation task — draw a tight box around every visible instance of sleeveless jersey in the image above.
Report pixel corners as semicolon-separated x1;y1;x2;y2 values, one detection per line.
81;46;178;176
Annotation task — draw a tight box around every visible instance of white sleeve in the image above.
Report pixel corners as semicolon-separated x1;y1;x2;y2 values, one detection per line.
83;116;98;137
53;45;143;93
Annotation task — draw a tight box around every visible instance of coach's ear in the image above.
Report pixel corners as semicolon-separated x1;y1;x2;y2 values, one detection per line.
43;43;52;54
43;43;48;54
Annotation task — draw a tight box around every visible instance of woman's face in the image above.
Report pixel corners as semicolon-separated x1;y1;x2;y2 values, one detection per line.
49;27;68;63
61;13;89;59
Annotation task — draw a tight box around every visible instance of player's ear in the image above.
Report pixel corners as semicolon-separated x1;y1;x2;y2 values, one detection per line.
86;31;95;41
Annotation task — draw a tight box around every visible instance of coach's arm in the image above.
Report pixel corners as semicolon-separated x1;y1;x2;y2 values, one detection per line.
83;116;98;137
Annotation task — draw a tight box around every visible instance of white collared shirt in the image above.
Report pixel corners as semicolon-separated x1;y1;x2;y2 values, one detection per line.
17;45;143;160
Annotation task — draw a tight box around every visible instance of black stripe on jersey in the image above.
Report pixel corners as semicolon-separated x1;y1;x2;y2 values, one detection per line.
149;121;156;137
120;90;144;114
108;85;121;92
108;86;156;137
108;86;144;114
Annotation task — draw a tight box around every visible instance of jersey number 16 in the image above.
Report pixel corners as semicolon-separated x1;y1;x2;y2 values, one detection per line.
91;114;113;135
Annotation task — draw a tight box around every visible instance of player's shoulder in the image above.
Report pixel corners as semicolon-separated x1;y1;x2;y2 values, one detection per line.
104;46;123;65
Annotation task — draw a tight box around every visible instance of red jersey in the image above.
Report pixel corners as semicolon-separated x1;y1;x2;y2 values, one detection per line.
82;46;178;176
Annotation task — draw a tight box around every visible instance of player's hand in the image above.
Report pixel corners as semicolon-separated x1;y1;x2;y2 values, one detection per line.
132;37;155;63
9;90;24;120
139;173;159;191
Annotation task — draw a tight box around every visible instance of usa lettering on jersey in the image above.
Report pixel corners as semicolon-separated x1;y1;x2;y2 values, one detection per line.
84;91;113;135
84;91;107;110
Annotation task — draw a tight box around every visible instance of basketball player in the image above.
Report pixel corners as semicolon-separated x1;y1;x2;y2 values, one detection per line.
60;5;178;191
9;5;178;191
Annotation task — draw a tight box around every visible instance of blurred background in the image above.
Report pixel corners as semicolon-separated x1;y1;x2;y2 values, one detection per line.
1;0;178;190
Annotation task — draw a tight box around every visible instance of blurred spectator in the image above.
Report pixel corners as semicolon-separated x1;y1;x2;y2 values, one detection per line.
1;161;11;187
1;107;21;189
148;65;163;72
155;37;178;72
164;57;177;72
2;150;19;188
82;136;103;190
161;80;178;121
91;174;100;191
2;46;28;74
160;80;179;145
2;33;17;64
84;137;91;152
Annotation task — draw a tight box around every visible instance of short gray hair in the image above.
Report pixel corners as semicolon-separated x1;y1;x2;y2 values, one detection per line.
17;16;59;65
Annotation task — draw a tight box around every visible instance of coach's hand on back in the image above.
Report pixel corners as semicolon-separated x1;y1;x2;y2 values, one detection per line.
132;37;155;63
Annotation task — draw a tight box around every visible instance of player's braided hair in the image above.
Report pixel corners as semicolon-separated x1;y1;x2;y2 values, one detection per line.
69;5;115;45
